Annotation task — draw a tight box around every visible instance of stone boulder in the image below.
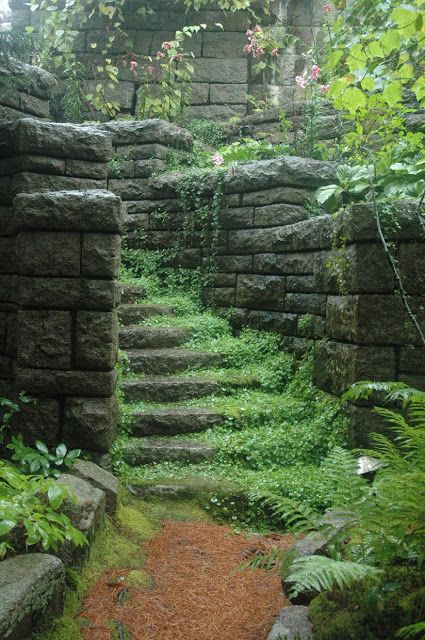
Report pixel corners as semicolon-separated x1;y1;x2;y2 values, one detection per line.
71;459;119;514
0;553;65;640
100;119;193;150
56;473;106;565
268;606;313;640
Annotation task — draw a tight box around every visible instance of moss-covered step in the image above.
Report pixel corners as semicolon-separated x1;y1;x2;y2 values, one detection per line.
121;374;256;402
120;284;146;303
127;348;224;375
118;303;175;325
127;476;239;501
123;438;217;465
130;407;226;436
119;326;192;349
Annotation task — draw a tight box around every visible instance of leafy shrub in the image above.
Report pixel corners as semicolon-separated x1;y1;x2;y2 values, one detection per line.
0;462;86;559
7;435;81;479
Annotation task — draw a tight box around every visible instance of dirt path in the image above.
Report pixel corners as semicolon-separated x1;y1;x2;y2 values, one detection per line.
80;520;293;640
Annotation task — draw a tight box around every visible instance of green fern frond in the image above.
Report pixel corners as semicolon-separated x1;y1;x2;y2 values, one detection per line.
240;546;294;575
342;381;409;402
396;622;425;639
251;491;321;533
285;554;383;597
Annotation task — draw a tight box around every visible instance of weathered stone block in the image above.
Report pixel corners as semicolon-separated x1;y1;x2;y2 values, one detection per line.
203;287;235;306
65;159;109;180
125;214;150;232
399;242;425;294
219;206;254;229
17;277;119;310
0;554;65;640
13;190;123;233
203;31;247;58
242;186;310;207
133;30;153;54
63;396;117;452
210;272;236;287
268;605;313;640
297;314;325;338
18;92;50;118
236;275;285;310
0;239;15;274
286;276;315;293
326;295;425;345
223;157;337;193
56;474;105;564
254;203;307;227
11;398;61;447
16;310;72;370
1;118;112;161
210;84;248;104
108;177;151;201
285;292;326;315
14;368;117;397
336;201;421;242
71;459;118;513
248;310;297;334
254;252;315;275
188;104;247;121
75;311;118;369
216;255;253;272
6;173;106;205
313;341;396;395
134;158;166;178
82;233;121;278
190;83;210;105
115;143;172;161
192;58;248;83
85;79;134;111
101;119;193;149
0;155;65;177
347;404;395;448
400;347;425;374
17;231;80;277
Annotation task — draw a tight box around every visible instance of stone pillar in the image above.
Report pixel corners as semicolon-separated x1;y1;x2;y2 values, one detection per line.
7;190;123;451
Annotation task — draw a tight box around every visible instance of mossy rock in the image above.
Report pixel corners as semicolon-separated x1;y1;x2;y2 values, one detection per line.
126;570;155;589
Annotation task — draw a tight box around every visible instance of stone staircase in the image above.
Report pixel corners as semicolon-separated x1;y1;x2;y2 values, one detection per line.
118;284;239;474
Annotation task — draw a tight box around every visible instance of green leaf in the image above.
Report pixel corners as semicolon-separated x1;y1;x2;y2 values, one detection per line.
0;520;16;536
379;29;401;54
391;6;417;35
47;485;64;509
340;86;366;113
55;443;67;459
382;80;403;107
35;440;49;455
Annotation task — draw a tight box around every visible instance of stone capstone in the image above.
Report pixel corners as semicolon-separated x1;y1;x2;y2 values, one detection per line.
100;119;193;150
0;553;65;640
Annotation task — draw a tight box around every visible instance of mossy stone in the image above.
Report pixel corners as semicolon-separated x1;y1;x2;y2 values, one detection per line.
126;570;155;589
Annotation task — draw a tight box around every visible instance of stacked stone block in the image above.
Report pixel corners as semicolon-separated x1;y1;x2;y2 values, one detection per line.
0;117;124;452
10;0;323;120
115;154;425;435
0;61;55;122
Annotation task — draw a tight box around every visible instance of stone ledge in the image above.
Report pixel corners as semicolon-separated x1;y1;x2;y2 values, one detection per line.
268;605;313;640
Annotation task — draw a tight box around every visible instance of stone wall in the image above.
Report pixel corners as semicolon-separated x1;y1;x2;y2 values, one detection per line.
0;61;55;121
10;0;323;120
0;117;123;452
110;153;425;442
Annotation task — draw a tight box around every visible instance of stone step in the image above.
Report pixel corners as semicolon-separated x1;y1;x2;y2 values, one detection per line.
118;303;175;326
127;349;223;375
127;476;235;500
121;376;219;403
120;284;146;304
119;326;192;350
131;407;226;436
123;438;216;466
121;374;257;403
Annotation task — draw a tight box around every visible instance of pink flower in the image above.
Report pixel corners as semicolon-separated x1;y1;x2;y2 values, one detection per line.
212;153;224;166
146;65;155;75
254;24;263;33
243;43;253;53
309;64;321;80
320;83;330;93
171;52;185;62
253;46;264;58
323;3;332;12
295;73;308;89
162;41;173;50
271;48;279;57
246;29;253;37
156;51;165;59
130;60;138;72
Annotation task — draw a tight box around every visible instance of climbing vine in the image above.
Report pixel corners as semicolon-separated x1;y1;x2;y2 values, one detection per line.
177;167;226;289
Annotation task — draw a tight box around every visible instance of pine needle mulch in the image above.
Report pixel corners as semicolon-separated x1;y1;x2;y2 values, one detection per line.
79;520;294;640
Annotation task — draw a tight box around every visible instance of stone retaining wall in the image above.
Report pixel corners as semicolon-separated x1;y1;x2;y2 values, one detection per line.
10;0;324;120
112;153;425;441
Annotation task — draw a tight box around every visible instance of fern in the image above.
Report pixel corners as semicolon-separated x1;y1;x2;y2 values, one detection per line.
285;555;383;597
396;622;425;640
